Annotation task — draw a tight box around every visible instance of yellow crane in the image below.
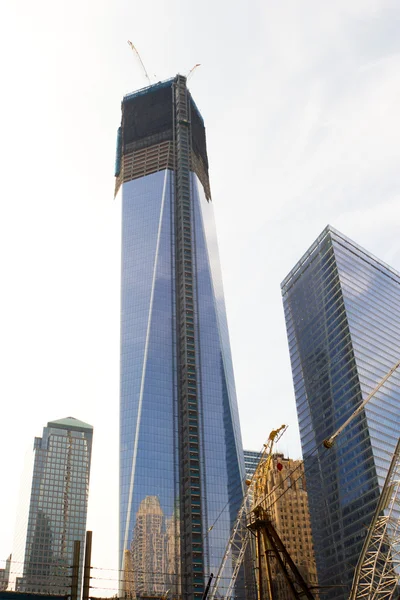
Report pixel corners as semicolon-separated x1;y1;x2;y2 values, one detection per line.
208;425;316;600
208;360;400;600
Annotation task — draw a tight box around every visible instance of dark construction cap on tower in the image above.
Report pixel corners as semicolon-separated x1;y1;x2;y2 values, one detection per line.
114;75;211;200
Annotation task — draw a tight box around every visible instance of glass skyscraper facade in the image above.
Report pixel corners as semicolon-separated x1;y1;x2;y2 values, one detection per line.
16;417;93;596
116;75;246;600
281;225;400;599
243;450;261;479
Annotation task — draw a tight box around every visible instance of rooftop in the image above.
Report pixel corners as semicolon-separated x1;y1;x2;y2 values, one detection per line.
281;224;400;293
48;416;93;432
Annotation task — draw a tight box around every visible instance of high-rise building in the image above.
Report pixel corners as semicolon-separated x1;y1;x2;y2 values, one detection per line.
16;418;93;595
244;450;261;479
281;225;400;599
116;75;245;600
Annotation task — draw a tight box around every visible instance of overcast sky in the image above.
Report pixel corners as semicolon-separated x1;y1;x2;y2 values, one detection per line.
1;0;400;591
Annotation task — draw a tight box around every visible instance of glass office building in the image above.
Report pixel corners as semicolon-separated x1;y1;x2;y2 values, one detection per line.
116;75;246;600
16;417;93;596
243;450;261;479
281;225;400;599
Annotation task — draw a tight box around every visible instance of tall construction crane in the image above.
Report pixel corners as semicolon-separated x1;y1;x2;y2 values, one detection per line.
127;41;151;86
187;64;201;80
349;436;400;600
322;358;400;599
209;425;316;600
323;359;400;449
208;360;400;600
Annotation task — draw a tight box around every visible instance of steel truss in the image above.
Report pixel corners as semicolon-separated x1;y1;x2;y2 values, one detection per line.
209;426;286;600
350;437;400;600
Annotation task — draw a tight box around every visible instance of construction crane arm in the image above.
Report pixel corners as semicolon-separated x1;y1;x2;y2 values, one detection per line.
127;41;151;85
323;359;400;449
208;425;286;600
349;436;400;600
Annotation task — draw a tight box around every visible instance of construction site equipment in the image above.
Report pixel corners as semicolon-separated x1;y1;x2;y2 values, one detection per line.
322;358;400;598
209;358;400;599
248;506;315;600
201;573;213;600
323;359;400;449
349;436;400;600
208;425;285;600
127;41;151;85
209;425;316;600
187;64;201;80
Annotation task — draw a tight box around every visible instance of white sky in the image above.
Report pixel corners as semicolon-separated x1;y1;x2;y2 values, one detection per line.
1;0;400;591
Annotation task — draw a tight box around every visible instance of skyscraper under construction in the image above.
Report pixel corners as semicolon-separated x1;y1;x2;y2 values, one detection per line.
115;75;246;600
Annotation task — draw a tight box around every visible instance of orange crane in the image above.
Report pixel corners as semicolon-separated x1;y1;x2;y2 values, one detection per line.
127;41;151;86
187;64;201;80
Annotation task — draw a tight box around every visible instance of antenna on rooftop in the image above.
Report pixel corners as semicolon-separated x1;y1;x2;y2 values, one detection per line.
187;63;201;80
127;41;151;86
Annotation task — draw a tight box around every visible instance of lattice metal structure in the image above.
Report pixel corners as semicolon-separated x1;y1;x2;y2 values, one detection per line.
350;437;400;600
209;426;286;600
209;481;253;600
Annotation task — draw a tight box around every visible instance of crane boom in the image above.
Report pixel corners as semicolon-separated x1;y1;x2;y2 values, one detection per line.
349;436;400;600
208;426;287;600
324;359;400;449
127;41;151;85
187;64;201;80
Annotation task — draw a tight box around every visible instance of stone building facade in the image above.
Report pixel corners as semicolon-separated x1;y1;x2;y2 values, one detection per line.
252;453;318;599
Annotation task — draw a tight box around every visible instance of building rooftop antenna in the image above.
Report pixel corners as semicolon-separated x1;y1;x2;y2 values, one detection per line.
127;41;151;86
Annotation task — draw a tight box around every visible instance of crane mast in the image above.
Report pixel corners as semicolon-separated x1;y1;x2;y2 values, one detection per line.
208;426;286;600
350;437;400;600
322;357;400;599
208;358;400;600
208;425;316;600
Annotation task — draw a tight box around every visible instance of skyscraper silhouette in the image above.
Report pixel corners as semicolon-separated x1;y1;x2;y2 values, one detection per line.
282;226;400;599
116;75;245;600
17;417;93;596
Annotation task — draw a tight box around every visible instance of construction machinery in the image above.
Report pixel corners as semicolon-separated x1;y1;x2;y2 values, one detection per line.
349;437;400;600
127;41;151;86
187;64;201;80
209;425;316;600
209;358;400;600
323;359;400;449
322;359;400;600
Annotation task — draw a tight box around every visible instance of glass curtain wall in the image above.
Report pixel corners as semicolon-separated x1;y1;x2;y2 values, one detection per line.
281;226;400;600
19;419;92;597
119;169;245;598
